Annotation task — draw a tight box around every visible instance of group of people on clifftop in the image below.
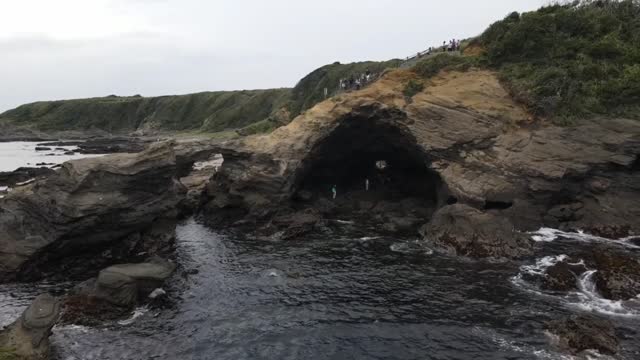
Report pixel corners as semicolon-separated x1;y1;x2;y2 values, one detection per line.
415;39;462;59
339;69;375;92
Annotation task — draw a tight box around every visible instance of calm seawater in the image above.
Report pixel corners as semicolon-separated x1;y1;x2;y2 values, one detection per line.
0;142;638;359
0;141;103;172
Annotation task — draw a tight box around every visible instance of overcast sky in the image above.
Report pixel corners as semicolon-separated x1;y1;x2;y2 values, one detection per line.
0;0;548;112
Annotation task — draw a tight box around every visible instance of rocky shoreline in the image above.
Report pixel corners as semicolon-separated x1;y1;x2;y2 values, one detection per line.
0;69;638;358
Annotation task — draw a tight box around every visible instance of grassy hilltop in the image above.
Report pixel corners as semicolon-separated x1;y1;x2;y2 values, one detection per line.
411;0;640;124
0;61;399;135
2;0;639;134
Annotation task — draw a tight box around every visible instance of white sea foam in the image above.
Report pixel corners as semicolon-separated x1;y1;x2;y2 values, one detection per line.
513;256;640;318
390;240;433;254
0;141;104;172
118;307;149;326
529;228;640;249
359;236;382;241
567;270;640;318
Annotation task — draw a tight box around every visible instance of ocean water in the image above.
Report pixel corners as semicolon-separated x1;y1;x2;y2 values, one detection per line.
1;220;636;359
0;142;638;359
0;141;104;172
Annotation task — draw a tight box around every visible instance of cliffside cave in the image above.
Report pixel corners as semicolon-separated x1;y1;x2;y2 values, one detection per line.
292;113;447;230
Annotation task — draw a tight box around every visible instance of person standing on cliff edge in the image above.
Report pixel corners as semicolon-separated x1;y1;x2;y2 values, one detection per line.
332;185;337;199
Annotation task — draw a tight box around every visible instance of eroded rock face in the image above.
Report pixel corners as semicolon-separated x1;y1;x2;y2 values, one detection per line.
0;294;60;360
419;204;532;259
546;315;618;355
203;69;640;243
0;142;186;282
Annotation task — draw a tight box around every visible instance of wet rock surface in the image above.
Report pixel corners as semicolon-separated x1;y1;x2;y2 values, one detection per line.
0;167;56;188
520;256;588;292
420;204;533;259
60;258;175;326
546;314;619;355
540;258;587;292
591;248;640;301
0;294;60;359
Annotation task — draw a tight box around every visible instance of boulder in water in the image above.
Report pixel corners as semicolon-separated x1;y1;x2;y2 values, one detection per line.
420;204;533;259
0;294;60;359
542;257;587;292
546;314;618;355
61;258;175;325
591;248;640;301
94;258;176;306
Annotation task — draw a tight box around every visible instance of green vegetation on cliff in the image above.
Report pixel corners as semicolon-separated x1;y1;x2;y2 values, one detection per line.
287;59;402;115
0;59;400;135
412;0;640;123
0;89;290;133
482;0;640;122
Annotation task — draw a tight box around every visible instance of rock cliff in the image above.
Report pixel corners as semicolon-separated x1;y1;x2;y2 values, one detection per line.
204;68;640;253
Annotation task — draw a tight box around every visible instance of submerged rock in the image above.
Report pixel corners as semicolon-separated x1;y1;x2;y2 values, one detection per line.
420;204;532;259
546;315;618;355
0;294;60;359
0;142;186;282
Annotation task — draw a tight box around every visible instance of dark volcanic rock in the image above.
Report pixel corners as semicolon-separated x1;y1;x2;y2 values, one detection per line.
34;146;51;151
420;204;533;259
541;258;587;291
0;167;56;188
591;248;640;301
0;294;61;359
38;137;148;155
546;315;618;355
0;142;186;282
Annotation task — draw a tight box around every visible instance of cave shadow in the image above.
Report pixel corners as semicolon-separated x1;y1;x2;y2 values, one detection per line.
291;113;448;229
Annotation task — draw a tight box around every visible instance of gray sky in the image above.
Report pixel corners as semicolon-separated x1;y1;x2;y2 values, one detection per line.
0;0;548;112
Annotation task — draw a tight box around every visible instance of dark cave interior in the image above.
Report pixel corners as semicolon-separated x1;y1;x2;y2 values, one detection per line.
294;116;445;205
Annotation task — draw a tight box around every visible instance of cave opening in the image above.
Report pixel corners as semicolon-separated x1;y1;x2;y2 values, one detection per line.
293;115;445;218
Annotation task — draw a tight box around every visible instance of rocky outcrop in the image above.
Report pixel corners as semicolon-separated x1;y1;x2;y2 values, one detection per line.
61;258;175;325
37;138;148;155
202;69;640;245
0;167;55;188
419;204;532;259
591;248;640;301
0;294;60;359
521;256;588;292
546;315;619;355
0;142;186;282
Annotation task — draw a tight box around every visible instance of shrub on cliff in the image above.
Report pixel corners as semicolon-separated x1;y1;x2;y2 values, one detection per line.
402;79;425;98
413;53;484;79
478;0;640;122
